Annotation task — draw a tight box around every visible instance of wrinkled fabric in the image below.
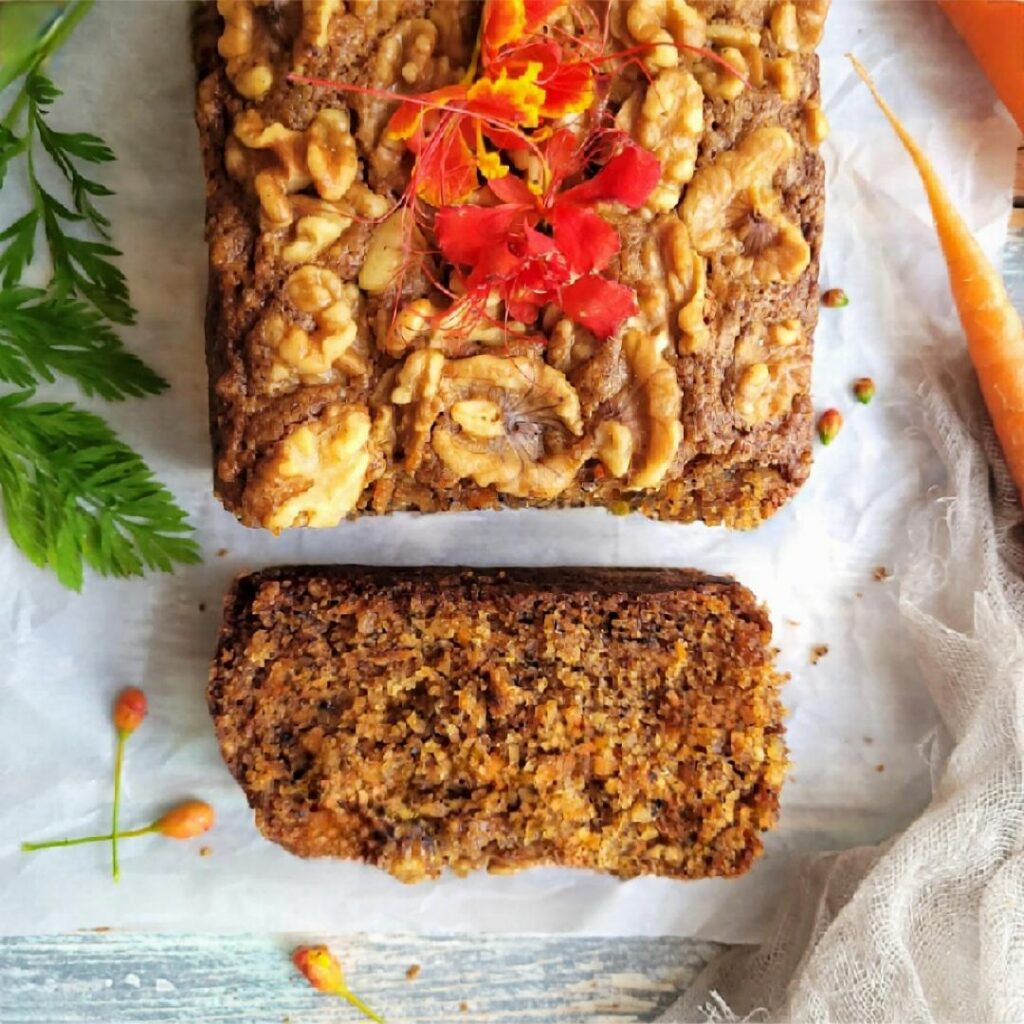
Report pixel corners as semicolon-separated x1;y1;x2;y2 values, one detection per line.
664;357;1024;1022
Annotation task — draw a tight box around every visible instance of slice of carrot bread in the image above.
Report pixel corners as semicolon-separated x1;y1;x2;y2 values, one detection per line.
209;566;787;882
193;0;829;530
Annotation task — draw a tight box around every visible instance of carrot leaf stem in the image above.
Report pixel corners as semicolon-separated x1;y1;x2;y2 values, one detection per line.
111;727;127;881
22;824;155;853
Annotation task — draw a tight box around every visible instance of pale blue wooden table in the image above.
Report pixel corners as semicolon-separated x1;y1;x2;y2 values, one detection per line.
2;67;1021;1024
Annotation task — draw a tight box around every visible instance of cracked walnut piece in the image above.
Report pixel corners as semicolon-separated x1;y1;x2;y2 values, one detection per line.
683;126;810;285
770;0;830;53
734;319;808;426
617;67;704;213
255;405;372;530
216;0;274;99
262;266;367;391
226;108;358;227
596;329;683;490
613;0;707;70
394;354;590;500
695;23;765;100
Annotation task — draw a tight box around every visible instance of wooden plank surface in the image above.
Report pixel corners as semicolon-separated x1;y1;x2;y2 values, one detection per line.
0;933;716;1023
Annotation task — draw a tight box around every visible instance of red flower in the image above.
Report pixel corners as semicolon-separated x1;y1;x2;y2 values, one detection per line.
434;133;660;338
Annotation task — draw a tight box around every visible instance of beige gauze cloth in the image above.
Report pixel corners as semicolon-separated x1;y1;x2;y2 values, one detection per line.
663;354;1024;1022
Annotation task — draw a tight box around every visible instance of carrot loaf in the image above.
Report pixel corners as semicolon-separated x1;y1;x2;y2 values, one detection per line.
209;566;787;881
194;1;829;529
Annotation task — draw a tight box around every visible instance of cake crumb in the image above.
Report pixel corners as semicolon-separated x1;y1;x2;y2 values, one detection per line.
199;846;212;857
854;591;863;599
406;964;420;981
810;644;829;665
460;1002;469;1013
873;566;892;582
217;548;229;557
863;736;874;745
198;602;207;612
875;763;885;773
785;618;800;627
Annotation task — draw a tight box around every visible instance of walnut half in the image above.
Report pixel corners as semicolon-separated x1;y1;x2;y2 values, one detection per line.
255;405;373;531
392;353;591;500
596;329;683;490
682;126;810;286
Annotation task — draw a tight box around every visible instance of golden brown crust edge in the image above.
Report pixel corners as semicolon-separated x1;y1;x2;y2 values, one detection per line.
209;566;788;883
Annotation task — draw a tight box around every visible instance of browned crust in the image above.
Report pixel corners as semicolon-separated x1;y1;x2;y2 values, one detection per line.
209;566;788;882
193;2;824;528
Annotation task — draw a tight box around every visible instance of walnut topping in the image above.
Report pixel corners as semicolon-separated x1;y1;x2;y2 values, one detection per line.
263;267;367;390
682;127;810;285
764;57;799;101
359;211;426;296
279;196;351;263
616;68;703;212
226;108;358;227
769;0;830;53
298;0;342;51
382;295;528;358
636;218;710;353
613;0;707;70
694;23;765;100
393;354;589;499
734;319;808;425
258;405;372;530
803;100;829;145
596;329;682;490
355;16;461;167
390;348;445;470
217;0;274;99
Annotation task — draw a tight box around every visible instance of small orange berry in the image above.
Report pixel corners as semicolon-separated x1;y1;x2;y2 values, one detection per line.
817;408;843;445
822;287;849;308
113;687;147;735
293;945;345;995
852;377;875;404
154;801;215;840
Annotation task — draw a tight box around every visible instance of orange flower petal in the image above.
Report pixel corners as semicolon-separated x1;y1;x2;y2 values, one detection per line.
386;84;467;141
524;0;563;32
466;64;545;129
483;0;528;61
416;119;479;207
538;62;594;118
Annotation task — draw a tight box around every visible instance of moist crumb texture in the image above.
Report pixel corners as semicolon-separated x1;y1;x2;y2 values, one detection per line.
209;567;788;882
194;1;828;530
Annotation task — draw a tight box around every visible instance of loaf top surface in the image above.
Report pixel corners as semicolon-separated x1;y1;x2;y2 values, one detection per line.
209;566;787;882
195;1;828;530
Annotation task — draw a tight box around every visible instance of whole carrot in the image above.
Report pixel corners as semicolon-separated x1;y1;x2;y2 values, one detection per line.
849;55;1024;501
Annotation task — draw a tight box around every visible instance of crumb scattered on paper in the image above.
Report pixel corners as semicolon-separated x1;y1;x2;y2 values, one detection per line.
876;764;886;773
460;1001;469;1013
874;566;892;582
198;602;206;612
406;964;420;981
199;846;212;857
810;644;829;665
217;548;229;557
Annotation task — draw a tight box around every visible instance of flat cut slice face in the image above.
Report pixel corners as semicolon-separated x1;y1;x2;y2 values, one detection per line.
209;566;788;883
194;0;828;530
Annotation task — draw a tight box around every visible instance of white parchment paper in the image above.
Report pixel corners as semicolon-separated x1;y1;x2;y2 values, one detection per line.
0;0;1018;939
